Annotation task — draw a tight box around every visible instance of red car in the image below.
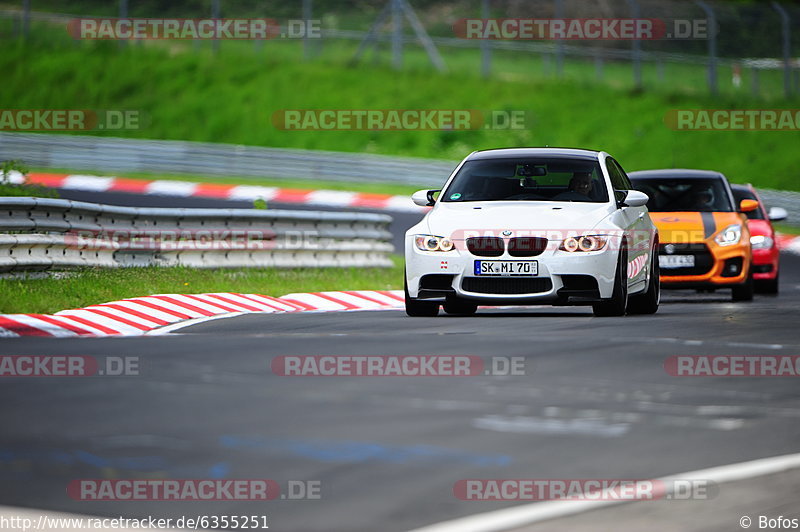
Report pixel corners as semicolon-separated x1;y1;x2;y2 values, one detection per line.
731;184;787;294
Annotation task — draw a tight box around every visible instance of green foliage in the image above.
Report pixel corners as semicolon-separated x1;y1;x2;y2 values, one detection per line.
1;29;799;191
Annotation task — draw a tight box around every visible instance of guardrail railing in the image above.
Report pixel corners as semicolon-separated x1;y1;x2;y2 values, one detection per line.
1;132;797;224
0;197;394;271
0;132;454;188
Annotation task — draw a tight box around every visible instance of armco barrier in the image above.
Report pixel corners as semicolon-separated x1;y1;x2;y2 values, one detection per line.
0;197;394;272
1;133;797;223
0;132;455;187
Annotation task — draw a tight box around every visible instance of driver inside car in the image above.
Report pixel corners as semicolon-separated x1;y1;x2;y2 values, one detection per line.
554;172;594;201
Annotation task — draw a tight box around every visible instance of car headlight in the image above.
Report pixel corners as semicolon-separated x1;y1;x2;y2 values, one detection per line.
559;235;609;252
750;234;774;250
414;235;454;252
714;224;741;247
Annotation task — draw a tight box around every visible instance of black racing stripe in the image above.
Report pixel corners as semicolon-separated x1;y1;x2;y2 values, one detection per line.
700;212;717;239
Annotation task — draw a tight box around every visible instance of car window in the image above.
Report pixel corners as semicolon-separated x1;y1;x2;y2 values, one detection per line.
629;177;735;212
605;158;630;203
610;159;633;189
441;158;609;203
732;188;765;220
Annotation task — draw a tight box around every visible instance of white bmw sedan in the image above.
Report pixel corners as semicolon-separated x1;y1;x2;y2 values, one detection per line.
404;148;660;317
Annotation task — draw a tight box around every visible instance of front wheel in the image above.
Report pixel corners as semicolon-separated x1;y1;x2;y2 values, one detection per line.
627;249;660;315
593;247;628;317
404;277;440;317
755;272;779;295
731;269;754;302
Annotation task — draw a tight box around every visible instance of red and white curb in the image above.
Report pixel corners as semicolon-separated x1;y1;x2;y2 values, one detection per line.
775;234;800;254
9;172;427;213
0;290;405;338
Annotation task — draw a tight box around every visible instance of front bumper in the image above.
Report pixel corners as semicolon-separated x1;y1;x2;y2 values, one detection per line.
405;241;619;304
751;246;780;281
659;241;751;288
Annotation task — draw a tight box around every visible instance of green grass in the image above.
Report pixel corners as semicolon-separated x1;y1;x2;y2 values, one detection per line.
30;167;423;197
774;223;800;236
0;258;405;314
0;181;59;198
2;24;800;192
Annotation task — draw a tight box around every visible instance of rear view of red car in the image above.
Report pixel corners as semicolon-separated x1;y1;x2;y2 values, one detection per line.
731;184;787;294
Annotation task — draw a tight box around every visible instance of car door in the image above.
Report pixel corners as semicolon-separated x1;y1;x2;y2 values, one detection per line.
607;158;649;291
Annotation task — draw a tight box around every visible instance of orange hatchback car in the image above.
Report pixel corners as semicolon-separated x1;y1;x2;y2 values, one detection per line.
629;169;758;301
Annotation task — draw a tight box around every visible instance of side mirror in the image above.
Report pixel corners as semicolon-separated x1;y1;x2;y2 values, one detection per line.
620;190;649;208
768;206;788;222
412;189;440;207
739;199;759;213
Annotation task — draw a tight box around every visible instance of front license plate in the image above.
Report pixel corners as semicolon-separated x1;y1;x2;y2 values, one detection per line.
474;260;538;276
659;255;695;268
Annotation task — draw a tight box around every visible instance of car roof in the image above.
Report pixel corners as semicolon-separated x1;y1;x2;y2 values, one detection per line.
628;169;726;180
465;147;601;161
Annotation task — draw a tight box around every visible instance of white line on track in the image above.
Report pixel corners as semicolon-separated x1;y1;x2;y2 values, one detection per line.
145;312;246;335
408;452;800;532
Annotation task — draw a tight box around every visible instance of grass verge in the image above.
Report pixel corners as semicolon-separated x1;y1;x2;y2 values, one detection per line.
0;258;404;315
0;182;60;199
774;223;800;236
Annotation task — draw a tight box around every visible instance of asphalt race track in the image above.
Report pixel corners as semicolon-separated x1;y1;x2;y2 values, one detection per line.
2;188;799;531
2;237;799;530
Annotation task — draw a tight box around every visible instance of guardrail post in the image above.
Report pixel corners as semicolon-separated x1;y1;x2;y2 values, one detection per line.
626;0;642;90
480;0;491;78
303;0;313;60
22;0;30;39
594;49;604;81
751;67;760;97
695;1;717;96
392;0;403;69
554;0;564;78
212;0;221;55
771;2;792;99
119;0;128;48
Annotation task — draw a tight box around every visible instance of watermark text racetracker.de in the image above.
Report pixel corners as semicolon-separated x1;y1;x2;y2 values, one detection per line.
453;18;709;40
0;355;139;377
454;478;717;500
68;479;321;501
665;109;800;130
665;356;800;377
271;355;527;376
65;229;329;251
272;109;530;130
0;110;141;131
69;18;321;40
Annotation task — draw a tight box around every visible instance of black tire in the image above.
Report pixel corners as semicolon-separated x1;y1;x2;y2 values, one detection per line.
627;248;660;315
731;269;754;302
443;296;478;316
404;277;439;317
755;272;779;295
593;247;628;317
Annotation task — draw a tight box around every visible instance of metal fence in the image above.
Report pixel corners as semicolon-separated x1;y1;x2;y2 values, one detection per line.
0;196;395;271
3;0;799;98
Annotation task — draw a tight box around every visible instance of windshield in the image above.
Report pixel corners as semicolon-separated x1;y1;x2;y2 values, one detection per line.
630;177;734;212
441;158;609;203
732;187;765;220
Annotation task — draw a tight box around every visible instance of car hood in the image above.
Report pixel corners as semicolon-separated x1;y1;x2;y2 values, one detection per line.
649;211;743;243
422;201;614;238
